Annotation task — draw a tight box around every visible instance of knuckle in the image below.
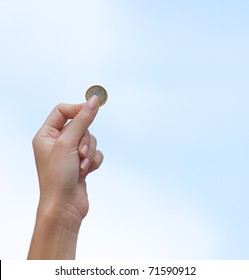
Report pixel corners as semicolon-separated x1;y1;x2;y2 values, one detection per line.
87;148;95;160
55;103;66;110
98;150;104;159
93;157;103;170
32;131;41;149
53;103;64;114
84;129;90;137
81;130;90;142
54;103;67;120
90;134;97;144
94;151;104;166
99;151;104;163
32;135;38;148
95;161;101;170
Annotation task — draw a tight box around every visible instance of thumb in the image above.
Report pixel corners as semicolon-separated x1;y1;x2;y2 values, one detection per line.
59;95;100;147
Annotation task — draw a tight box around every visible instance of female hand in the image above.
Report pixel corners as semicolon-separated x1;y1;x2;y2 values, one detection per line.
28;95;103;259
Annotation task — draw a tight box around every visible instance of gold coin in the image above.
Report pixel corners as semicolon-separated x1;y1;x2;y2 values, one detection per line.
85;85;108;106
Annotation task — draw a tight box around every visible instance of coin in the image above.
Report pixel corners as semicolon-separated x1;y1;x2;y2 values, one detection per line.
85;85;108;106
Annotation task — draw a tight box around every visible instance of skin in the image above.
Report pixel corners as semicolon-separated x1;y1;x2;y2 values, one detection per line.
27;95;103;260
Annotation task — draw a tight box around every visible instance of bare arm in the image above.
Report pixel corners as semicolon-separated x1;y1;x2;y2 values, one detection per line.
28;96;103;259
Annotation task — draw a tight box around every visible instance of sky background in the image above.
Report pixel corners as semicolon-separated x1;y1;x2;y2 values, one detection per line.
0;0;248;259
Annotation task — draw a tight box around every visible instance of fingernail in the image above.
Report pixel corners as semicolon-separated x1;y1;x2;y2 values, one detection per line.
80;157;90;171
86;95;99;110
81;145;88;157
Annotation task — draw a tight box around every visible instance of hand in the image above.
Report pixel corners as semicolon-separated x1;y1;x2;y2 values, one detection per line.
28;95;103;259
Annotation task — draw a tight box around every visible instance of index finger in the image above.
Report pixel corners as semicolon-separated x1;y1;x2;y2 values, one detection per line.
43;103;84;130
59;95;100;147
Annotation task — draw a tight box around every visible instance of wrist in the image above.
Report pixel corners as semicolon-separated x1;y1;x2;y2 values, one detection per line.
28;205;80;260
37;197;83;234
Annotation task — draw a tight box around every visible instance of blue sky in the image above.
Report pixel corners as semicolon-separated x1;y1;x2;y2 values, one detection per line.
0;0;248;259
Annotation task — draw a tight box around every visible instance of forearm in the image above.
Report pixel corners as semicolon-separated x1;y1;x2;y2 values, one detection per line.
27;206;80;260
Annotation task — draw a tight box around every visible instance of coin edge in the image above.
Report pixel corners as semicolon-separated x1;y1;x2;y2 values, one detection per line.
85;85;108;106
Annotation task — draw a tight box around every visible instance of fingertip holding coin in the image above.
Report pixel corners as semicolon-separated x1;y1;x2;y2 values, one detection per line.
85;85;108;106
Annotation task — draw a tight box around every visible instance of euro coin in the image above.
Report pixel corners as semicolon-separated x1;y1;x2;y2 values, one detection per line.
85;85;108;106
